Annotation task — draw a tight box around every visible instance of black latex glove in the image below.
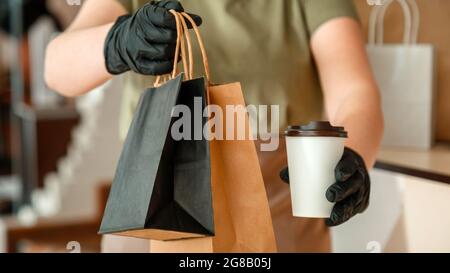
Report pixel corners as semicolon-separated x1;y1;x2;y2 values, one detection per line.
280;147;370;227
104;0;202;75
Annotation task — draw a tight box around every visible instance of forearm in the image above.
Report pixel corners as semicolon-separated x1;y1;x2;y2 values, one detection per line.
311;18;384;168
44;23;114;97
327;88;384;169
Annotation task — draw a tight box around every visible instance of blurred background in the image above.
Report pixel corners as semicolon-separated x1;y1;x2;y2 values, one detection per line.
0;0;449;253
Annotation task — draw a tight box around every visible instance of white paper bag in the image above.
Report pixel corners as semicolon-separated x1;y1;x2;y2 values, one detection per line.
367;0;436;149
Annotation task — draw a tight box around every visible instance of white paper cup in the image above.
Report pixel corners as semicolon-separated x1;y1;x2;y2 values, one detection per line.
285;121;347;218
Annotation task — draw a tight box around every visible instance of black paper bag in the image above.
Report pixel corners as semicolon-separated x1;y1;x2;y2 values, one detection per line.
99;73;214;241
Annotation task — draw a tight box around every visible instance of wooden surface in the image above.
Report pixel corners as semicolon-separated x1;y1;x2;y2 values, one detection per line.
4;215;101;253
354;0;450;142
35;107;80;188
4;182;112;253
14;103;79;207
375;144;450;183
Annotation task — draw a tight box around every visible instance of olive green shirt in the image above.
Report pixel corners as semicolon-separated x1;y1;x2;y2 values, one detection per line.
117;0;358;140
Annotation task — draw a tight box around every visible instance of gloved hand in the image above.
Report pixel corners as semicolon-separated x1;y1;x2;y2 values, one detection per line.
280;147;370;226
104;0;202;75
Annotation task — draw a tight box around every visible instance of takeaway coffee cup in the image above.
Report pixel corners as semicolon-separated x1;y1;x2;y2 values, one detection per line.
285;121;348;218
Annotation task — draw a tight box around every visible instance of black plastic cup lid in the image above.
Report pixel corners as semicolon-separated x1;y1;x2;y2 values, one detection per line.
285;121;347;138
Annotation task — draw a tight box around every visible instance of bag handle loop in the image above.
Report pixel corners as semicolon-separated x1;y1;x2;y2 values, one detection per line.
369;0;419;45
155;10;211;86
155;10;187;86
